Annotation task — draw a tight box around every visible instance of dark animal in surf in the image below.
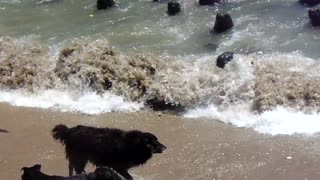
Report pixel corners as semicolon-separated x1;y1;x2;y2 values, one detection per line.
52;124;166;180
21;164;124;180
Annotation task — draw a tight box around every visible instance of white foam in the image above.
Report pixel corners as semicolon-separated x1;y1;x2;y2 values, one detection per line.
0;90;143;115
184;104;320;135
0;0;20;4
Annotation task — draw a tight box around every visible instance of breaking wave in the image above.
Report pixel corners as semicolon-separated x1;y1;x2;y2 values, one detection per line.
1;36;320;134
184;105;320;135
0;89;143;114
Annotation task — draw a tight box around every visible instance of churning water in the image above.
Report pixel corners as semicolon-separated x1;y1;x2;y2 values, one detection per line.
1;0;320;134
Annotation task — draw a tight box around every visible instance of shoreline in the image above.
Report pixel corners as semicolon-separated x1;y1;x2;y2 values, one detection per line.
1;103;320;180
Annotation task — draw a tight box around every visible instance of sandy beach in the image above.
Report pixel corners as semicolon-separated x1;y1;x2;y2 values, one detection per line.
0;104;320;180
2;0;320;180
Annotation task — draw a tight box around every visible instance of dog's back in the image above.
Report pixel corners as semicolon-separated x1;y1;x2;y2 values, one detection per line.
52;125;126;159
52;125;124;145
52;125;128;175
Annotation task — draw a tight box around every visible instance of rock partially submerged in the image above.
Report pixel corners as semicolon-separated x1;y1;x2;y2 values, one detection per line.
167;1;181;16
308;9;320;26
97;0;115;10
213;13;234;33
146;96;183;111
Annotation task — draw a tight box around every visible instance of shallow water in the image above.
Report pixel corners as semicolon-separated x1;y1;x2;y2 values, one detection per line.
0;0;319;56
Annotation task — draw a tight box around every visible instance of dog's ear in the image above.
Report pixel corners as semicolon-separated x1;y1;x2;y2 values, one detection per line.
33;164;41;171
142;132;157;142
143;132;157;149
21;164;41;172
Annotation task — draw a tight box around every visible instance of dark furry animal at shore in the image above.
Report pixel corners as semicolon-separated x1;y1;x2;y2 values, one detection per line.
88;167;124;180
52;124;166;180
21;164;87;180
21;164;124;180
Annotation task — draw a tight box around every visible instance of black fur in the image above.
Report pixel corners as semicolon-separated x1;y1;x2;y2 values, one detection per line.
52;124;166;180
88;167;124;180
21;164;87;180
21;164;124;180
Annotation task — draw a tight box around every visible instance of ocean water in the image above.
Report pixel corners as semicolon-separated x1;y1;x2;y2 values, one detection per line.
1;0;320;135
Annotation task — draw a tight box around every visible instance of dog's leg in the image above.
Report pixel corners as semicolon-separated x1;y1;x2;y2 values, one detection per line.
116;169;133;180
68;152;88;176
74;160;88;175
69;163;74;176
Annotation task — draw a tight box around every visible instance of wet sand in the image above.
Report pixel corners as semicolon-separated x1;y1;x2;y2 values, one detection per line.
1;104;320;180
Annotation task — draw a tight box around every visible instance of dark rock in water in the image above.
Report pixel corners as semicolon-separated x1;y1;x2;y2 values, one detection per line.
213;13;234;33
146;97;183;111
199;0;221;6
97;0;115;10
309;9;320;26
102;77;112;90
216;52;234;68
299;0;320;6
167;1;181;16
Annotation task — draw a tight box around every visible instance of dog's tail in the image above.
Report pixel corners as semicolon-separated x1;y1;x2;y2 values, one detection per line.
52;124;69;144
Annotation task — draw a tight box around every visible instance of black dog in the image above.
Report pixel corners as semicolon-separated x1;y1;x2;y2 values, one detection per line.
52;124;166;180
88;167;124;180
21;164;124;180
21;164;86;180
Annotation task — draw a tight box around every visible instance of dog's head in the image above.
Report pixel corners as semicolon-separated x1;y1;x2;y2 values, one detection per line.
21;164;41;180
126;130;166;154
142;132;166;154
88;167;123;180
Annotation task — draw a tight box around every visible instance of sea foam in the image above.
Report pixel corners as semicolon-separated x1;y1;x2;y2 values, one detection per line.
0;90;143;114
184;104;320;135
